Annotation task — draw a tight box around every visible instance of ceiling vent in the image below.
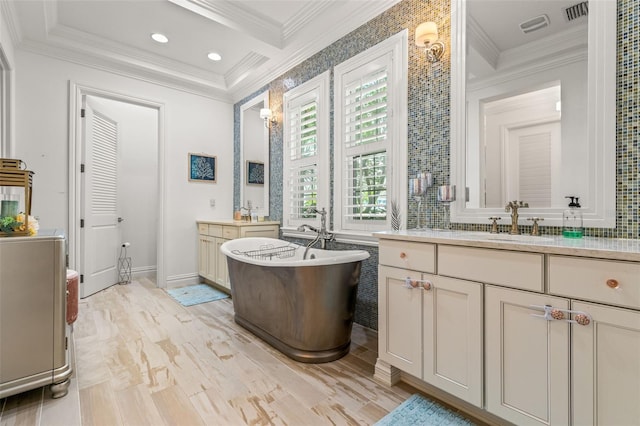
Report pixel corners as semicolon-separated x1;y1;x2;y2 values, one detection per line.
519;14;550;34
564;1;589;21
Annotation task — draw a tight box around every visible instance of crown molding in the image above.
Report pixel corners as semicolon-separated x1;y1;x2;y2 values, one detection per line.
229;0;402;103
467;16;499;70
18;39;232;102
168;0;283;49
282;1;337;42
225;52;269;90
0;0;23;46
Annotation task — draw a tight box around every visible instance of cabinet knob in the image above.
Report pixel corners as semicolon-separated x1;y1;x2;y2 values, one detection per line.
550;309;565;320
422;280;432;291
606;279;619;289
400;252;407;259
574;314;591;326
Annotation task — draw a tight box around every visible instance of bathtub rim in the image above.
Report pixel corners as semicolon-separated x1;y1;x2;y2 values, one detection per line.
220;237;370;267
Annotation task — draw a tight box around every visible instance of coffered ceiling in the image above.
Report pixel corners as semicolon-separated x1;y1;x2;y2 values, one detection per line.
3;0;400;102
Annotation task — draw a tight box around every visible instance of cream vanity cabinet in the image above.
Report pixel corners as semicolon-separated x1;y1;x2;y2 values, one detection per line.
378;240;483;407
197;220;279;291
376;232;640;426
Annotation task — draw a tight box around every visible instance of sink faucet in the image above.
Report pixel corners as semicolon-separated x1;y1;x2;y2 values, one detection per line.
505;200;528;235
296;207;335;258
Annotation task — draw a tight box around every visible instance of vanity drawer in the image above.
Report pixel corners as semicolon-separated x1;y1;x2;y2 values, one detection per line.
379;240;435;273
223;226;239;239
438;245;544;292
208;224;223;237
197;223;208;235
548;256;640;310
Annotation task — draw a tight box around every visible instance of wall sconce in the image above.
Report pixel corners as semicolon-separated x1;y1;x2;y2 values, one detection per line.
259;108;276;128
415;21;445;63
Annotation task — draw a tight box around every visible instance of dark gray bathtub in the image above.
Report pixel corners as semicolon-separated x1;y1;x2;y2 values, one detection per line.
221;237;370;363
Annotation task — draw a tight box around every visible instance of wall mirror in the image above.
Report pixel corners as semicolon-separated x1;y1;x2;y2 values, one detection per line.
240;91;270;217
450;0;616;227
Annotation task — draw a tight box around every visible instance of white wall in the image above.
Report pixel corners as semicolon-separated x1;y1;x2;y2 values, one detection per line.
87;95;158;277
0;5;16;157
14;50;234;287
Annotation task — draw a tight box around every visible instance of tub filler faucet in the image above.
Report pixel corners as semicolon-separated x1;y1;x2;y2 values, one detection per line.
297;207;335;258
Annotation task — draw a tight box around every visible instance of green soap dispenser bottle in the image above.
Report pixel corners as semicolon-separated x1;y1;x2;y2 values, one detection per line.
563;196;583;238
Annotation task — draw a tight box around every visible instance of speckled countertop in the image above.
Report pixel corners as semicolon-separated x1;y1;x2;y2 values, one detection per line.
374;230;640;262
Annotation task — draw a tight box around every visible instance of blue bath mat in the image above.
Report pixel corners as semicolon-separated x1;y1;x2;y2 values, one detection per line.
166;284;229;307
375;394;475;425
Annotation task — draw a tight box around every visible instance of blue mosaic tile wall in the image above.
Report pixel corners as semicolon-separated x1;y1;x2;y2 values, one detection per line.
234;0;640;329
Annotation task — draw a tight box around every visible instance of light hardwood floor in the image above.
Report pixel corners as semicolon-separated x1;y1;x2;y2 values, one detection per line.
0;278;475;425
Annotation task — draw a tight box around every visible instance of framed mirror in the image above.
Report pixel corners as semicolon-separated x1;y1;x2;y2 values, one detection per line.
450;0;616;228
240;91;270;217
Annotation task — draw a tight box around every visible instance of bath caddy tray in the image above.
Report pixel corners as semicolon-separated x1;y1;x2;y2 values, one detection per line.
233;244;296;260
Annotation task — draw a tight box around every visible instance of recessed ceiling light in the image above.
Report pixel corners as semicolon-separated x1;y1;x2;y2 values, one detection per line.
207;52;222;61
151;33;169;43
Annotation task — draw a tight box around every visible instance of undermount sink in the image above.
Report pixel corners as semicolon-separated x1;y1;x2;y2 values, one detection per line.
470;233;554;243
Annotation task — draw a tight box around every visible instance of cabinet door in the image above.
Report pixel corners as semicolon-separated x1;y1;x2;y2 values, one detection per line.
572;301;640;426
198;235;210;278
378;265;422;378
422;275;483;407
205;237;216;281
485;286;570;425
215;237;230;289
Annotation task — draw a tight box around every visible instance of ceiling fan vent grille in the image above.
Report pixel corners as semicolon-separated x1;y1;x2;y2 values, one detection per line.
564;1;589;21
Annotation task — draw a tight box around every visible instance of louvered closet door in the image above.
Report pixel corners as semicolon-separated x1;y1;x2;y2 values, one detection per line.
82;101;120;297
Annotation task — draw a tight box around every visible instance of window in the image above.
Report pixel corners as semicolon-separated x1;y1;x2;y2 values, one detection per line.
282;71;330;229
334;31;407;234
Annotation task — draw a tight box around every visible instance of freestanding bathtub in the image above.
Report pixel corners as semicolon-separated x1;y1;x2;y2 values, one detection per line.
220;237;370;363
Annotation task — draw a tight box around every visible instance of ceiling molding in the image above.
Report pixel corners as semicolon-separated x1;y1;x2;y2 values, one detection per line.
45;23;226;87
0;0;23;46
467;16;499;70
282;1;337;42
229;0;402;102
225;52;269;90
18;38;232;102
168;0;283;49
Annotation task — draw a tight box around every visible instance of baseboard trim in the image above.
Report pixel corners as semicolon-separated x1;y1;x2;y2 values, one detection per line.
164;273;199;289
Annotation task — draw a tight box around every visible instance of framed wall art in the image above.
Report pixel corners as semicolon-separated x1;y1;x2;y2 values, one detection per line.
246;160;264;185
189;153;216;183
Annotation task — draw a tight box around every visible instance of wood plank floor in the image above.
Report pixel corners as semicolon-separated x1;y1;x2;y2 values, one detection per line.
0;278;472;425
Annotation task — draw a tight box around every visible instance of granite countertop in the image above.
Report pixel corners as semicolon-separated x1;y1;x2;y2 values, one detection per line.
374;229;640;262
197;219;281;226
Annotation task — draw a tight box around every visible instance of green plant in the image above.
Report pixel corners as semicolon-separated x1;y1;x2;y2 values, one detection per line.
0;216;22;233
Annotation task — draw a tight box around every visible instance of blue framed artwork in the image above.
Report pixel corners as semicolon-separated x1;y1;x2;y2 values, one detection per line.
189;153;216;183
246;160;264;185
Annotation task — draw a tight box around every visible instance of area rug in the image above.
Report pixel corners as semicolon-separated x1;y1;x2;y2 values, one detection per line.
375;394;476;425
166;284;229;307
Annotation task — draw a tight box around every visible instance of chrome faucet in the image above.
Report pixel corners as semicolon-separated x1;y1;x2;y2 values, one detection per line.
505;200;529;235
297;207;335;258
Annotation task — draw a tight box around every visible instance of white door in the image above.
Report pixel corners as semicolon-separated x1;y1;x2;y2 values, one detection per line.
81;99;120;297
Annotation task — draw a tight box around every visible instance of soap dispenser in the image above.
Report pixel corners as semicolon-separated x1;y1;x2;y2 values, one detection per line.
563;196;583;238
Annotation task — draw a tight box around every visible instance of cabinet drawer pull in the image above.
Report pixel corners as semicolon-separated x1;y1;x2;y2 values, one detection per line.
606;279;619;289
422;280;432;291
400;252;407;259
